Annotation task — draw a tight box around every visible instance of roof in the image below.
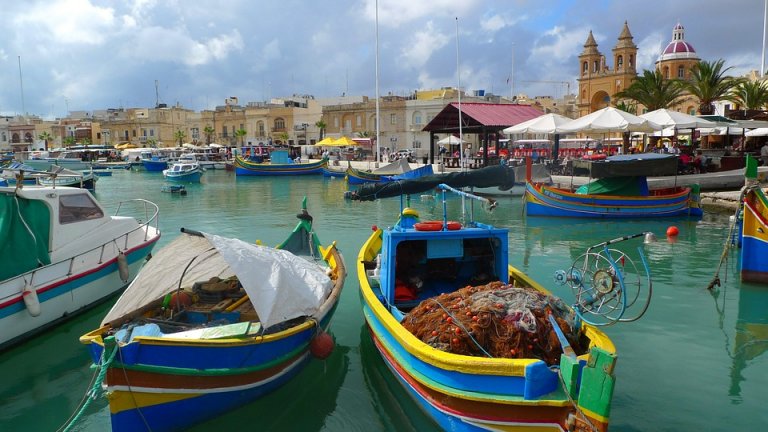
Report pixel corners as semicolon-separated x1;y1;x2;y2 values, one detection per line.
422;103;544;134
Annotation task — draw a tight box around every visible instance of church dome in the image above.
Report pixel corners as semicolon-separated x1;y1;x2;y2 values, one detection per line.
658;22;699;62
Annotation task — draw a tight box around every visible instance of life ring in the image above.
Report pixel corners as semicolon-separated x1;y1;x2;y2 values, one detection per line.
413;221;462;231
414;221;443;231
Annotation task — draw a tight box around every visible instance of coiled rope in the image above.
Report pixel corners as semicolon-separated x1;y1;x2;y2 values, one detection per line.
58;344;119;432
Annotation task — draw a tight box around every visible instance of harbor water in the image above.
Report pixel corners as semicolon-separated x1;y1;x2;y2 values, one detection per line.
1;169;766;431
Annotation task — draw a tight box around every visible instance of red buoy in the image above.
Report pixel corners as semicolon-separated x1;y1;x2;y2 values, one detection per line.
169;291;192;311
310;330;335;359
666;226;679;237
371;225;378;231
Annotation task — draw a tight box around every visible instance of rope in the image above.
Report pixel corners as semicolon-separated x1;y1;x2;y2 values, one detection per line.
707;186;750;291
58;344;119;432
556;368;600;432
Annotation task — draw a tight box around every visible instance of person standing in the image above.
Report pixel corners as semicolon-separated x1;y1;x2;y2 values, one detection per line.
761;142;768;166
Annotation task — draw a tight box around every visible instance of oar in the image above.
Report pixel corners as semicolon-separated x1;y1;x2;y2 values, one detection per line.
547;313;576;359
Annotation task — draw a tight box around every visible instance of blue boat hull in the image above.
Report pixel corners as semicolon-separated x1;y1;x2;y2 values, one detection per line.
741;187;768;283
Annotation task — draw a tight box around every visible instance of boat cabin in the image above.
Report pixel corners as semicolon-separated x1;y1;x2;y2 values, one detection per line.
374;215;509;320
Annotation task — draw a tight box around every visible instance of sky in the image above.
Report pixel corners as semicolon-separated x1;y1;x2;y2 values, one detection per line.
1;0;766;118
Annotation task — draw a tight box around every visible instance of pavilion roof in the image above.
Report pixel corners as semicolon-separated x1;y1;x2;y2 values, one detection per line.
422;103;544;134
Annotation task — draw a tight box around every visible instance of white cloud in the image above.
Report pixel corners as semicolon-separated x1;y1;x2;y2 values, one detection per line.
13;0;117;45
361;0;480;26
399;22;449;69
636;32;665;71
529;25;589;74
127;27;243;66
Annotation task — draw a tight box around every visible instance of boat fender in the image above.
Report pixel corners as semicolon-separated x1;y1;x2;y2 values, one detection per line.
22;284;41;317
445;221;462;230
117;251;129;283
310;330;334;359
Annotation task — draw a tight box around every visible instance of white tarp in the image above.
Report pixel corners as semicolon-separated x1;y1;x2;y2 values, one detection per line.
101;232;332;329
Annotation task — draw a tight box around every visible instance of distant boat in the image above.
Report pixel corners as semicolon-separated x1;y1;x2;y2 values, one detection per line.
37;168;99;191
163;161;204;182
234;149;327;176
160;184;187;195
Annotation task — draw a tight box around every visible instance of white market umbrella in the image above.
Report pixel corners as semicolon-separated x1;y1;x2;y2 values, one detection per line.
437;135;468;146
503;113;573;134
640;108;716;129
746;128;768;137
560;106;662;133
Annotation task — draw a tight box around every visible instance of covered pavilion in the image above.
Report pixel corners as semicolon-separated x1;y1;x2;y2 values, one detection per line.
422;103;543;165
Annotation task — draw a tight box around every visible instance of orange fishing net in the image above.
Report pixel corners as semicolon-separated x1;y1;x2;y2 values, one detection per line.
402;281;586;365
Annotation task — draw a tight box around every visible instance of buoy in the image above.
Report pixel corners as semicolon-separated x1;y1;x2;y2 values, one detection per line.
117;251;129;283
666;226;679;237
371;225;378;231
310;330;334;359
22;284;41;317
169;291;193;312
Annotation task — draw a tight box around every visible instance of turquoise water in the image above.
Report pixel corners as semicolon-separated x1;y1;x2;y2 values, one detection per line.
1;169;767;431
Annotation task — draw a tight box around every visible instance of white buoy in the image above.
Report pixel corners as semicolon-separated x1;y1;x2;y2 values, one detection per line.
117;251;129;282
22;284;41;317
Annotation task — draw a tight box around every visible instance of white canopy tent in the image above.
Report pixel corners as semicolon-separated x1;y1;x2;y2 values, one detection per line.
437;135;468;146
560;107;662;133
502;113;573;134
745;128;768;137
640;108;716;129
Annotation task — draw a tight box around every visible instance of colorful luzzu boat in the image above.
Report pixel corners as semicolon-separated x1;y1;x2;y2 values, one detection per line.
234;149;327;176
524;153;702;218
740;185;768;283
79;199;346;431
356;185;653;431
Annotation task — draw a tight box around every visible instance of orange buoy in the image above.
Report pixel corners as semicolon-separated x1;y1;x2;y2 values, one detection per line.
169;291;193;312
414;221;443;231
666;226;679;237
310;330;334;359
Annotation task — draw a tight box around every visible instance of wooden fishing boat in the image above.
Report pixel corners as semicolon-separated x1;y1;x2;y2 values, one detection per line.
36;167;99;191
357;184;653;431
234;149;327;176
346;163;434;185
740;185;768;283
0;182;160;351
525;153;703;218
80;198;346;432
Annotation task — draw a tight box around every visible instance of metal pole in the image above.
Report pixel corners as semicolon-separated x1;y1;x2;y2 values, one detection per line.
374;0;381;168
763;0;767;76
18;56;26;115
456;17;464;170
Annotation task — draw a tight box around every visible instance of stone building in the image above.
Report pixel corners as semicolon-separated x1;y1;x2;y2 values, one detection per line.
577;21;701;116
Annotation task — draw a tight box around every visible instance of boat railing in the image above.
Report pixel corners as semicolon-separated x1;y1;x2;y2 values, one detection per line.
3;199;160;290
436;183;497;226
114;199;161;243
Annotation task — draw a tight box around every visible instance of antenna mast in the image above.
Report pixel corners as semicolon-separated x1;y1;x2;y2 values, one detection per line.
18;56;26;115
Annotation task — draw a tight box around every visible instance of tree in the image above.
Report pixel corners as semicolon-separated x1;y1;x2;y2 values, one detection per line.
38;131;52;151
356;131;371;138
315;120;327;140
204;125;215;145
174;129;186;147
681;59;743;115
728;80;768;111
614;69;685;111
277;132;290;145
63;136;75;147
146;138;157;148
234;128;247;147
614;100;637;115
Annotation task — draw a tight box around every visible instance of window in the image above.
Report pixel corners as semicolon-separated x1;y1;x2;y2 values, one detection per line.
414;112;422;125
677;66;685;78
59;193;104;224
223;126;228;137
663;66;670;79
334;117;339;128
258;122;265;137
274;118;285;130
390;113;396;125
629;55;634;68
191;127;199;140
356;115;362;127
617;55;623;69
149;129;154;137
583;61;588;74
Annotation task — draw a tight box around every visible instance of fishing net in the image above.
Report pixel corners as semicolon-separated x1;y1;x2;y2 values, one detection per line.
401;281;586;365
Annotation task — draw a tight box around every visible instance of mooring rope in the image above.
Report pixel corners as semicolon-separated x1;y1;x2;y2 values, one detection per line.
58;344;119;432
707;186;750;291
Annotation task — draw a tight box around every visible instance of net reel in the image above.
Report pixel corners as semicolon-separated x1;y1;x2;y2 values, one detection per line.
553;232;654;326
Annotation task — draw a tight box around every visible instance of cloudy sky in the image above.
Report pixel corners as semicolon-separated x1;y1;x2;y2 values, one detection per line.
1;0;765;118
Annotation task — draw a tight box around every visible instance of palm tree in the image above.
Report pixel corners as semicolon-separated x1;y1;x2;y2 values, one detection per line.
63;136;75;147
277;132;290;145
614;69;685;111
174;129;186;147
315;120;327;140
681;59;743;115
728;80;768;111
614;100;638;115
356;131;371;138
234;128;247;147
38;131;52;151
204;125;215;145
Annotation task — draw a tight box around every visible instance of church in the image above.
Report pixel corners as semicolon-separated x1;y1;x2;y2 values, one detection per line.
576;21;701;116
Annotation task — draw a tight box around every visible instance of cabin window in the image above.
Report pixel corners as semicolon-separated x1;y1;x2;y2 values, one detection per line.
59;193;104;224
